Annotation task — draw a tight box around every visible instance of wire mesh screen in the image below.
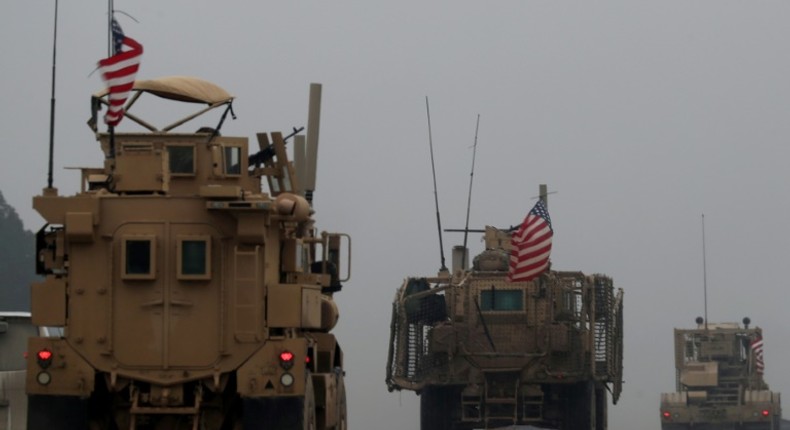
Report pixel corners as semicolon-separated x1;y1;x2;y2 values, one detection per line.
387;278;448;387
592;276;615;378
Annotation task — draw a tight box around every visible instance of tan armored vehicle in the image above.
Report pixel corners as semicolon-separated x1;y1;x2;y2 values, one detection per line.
386;199;624;430
660;317;781;430
26;76;350;430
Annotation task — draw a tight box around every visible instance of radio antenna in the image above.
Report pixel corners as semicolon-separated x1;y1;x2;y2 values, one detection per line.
46;0;59;190
702;213;709;330
461;114;480;269
426;97;447;274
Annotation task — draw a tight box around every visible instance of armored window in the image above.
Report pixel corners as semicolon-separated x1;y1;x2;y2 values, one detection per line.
480;289;523;311
121;236;156;280
177;235;211;280
224;146;241;176
167;145;195;175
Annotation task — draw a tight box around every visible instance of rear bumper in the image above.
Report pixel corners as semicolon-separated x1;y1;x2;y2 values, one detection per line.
660;402;780;427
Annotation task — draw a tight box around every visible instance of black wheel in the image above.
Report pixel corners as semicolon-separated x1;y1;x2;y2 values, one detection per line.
594;385;607;430
301;376;318;430
420;386;456;430
252;375;317;430
560;382;594;430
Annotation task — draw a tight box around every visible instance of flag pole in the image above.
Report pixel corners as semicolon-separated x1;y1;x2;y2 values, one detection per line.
108;0;114;56
539;184;548;208
46;0;59;191
107;0;116;159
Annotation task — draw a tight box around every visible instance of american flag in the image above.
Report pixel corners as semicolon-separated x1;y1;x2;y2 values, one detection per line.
751;335;765;374
507;199;553;282
97;19;143;126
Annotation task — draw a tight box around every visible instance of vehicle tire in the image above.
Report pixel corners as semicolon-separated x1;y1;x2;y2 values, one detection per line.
332;376;347;430
301;375;318;430
253;375;317;430
420;386;454;430
560;382;593;430
594;385;607;430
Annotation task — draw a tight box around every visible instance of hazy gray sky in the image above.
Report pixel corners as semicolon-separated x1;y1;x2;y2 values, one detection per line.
3;1;790;429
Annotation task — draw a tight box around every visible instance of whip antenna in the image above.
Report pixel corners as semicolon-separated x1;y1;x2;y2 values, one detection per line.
461;114;480;269
426;97;447;274
46;0;59;190
702;213;708;330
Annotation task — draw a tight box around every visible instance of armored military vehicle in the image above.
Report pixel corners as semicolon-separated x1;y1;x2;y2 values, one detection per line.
386;202;624;430
26;76;350;430
660;317;781;430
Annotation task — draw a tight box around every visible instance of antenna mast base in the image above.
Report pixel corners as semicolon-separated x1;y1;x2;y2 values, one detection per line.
42;187;59;197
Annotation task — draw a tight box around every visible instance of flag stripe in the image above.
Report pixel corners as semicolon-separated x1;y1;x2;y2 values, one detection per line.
103;66;140;84
510;264;549;279
513;247;552;268
515;225;550;244
511;252;551;273
515;233;552;256
514;217;546;241
98;51;141;71
514;240;552;260
510;260;550;280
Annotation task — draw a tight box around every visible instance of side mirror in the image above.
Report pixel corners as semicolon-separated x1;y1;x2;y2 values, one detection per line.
0;321;8;334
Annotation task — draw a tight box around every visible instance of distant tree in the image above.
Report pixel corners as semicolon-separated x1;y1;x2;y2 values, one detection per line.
0;190;39;311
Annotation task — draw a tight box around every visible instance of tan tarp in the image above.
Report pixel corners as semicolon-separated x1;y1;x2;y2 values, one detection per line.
93;75;233;104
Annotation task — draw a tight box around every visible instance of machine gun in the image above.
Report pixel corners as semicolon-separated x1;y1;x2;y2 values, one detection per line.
248;126;304;168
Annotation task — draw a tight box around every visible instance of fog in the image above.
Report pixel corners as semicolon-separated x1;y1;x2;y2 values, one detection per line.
3;2;790;429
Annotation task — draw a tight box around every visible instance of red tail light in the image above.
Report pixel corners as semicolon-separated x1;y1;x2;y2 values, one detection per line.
762;409;770;417
37;349;53;368
279;351;295;369
662;411;671;419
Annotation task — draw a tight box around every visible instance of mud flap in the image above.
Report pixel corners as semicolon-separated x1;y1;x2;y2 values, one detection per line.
241;397;268;430
27;394;88;430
